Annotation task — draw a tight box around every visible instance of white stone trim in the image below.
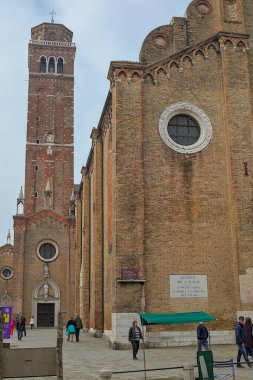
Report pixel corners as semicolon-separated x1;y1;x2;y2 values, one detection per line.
0;266;13;280
30;40;75;47
32;279;60;328
145;330;235;347
103;313;235;349
104;316;235;349
158;102;213;154
237;310;253;320
111;313;144;341
33;279;60;299
26;143;74;147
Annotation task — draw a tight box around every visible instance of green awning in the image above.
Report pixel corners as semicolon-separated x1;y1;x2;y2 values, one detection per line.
139;311;217;325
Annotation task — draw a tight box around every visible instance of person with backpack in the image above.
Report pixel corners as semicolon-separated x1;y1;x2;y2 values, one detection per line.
74;315;83;342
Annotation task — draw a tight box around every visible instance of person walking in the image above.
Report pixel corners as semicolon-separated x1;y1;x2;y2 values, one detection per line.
244;317;253;358
30;316;35;329
16;314;24;341
74;315;83;342
21;315;26;337
197;322;209;352
235;315;252;368
128;320;143;360
66;317;76;342
10;318;15;337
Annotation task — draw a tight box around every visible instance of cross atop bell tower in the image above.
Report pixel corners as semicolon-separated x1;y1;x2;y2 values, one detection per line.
50;8;56;23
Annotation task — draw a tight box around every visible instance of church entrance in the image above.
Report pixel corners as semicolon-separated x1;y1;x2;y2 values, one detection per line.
37;303;55;327
33;280;60;327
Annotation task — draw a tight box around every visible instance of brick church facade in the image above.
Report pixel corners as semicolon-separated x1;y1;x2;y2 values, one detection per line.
1;0;253;346
76;0;253;347
0;22;77;327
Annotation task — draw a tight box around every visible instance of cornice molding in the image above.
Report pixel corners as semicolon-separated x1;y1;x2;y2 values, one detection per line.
107;31;250;86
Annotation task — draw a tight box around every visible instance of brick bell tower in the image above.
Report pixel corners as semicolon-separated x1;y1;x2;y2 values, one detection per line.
12;20;76;327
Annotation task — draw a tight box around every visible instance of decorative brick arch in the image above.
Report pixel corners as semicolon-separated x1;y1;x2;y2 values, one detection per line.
33;279;60;299
32;279;60;327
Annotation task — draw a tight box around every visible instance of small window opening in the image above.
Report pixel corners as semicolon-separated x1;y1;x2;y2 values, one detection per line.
35;165;39;171
36;116;40;121
36;139;40;144
34;191;38;198
57;58;64;74
46;132;54;143
40;57;47;73
48;57;55;73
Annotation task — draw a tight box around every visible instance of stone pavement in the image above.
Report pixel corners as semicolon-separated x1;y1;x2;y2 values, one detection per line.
8;329;253;379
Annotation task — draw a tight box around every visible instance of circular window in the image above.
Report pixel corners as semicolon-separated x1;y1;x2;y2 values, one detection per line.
168;115;200;146
158;102;212;154
1;267;13;280
153;33;168;49
37;241;58;262
196;1;212;15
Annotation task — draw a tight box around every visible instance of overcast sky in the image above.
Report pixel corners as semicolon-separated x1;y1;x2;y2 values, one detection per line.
0;0;190;244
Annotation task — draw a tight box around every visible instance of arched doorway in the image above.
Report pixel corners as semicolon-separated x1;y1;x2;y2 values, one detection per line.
32;280;60;327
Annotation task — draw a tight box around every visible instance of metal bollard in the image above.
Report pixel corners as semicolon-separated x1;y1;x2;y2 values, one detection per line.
100;368;112;379
183;363;195;380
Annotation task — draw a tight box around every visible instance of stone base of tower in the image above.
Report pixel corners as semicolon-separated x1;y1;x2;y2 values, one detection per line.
102;313;235;350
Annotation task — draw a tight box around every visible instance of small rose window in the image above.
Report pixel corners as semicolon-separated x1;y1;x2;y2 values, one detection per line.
167;114;200;146
37;241;58;262
1;267;13;280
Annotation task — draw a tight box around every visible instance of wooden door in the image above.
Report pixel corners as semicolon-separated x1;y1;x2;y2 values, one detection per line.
37;303;55;327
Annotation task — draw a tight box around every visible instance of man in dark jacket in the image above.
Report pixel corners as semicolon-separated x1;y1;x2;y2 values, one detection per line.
128;320;143;360
235;315;252;368
16;313;24;341
21;316;26;337
197;322;209;352
74;315;83;342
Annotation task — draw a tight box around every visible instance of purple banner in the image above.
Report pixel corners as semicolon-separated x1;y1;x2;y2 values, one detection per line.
1;306;12;340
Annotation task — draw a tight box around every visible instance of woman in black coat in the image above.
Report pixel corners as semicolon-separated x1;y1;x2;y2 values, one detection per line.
244;317;253;357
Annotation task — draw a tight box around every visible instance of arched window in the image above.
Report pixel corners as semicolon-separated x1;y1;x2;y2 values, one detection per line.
57;58;64;74
46;132;54;143
40;56;47;73
48;57;55;73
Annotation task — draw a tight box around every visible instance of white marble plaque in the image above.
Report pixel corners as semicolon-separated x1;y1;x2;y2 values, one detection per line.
170;275;208;298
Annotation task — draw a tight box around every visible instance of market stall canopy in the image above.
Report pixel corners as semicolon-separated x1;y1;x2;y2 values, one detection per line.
139;311;217;325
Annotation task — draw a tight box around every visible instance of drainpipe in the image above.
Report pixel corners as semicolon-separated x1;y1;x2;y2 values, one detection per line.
101;135;104;333
80;191;83;316
88;172;91;315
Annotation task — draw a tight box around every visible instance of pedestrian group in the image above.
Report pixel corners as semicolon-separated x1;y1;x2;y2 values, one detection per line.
10;313;83;344
66;315;83;342
9;312;253;369
235;315;253;368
